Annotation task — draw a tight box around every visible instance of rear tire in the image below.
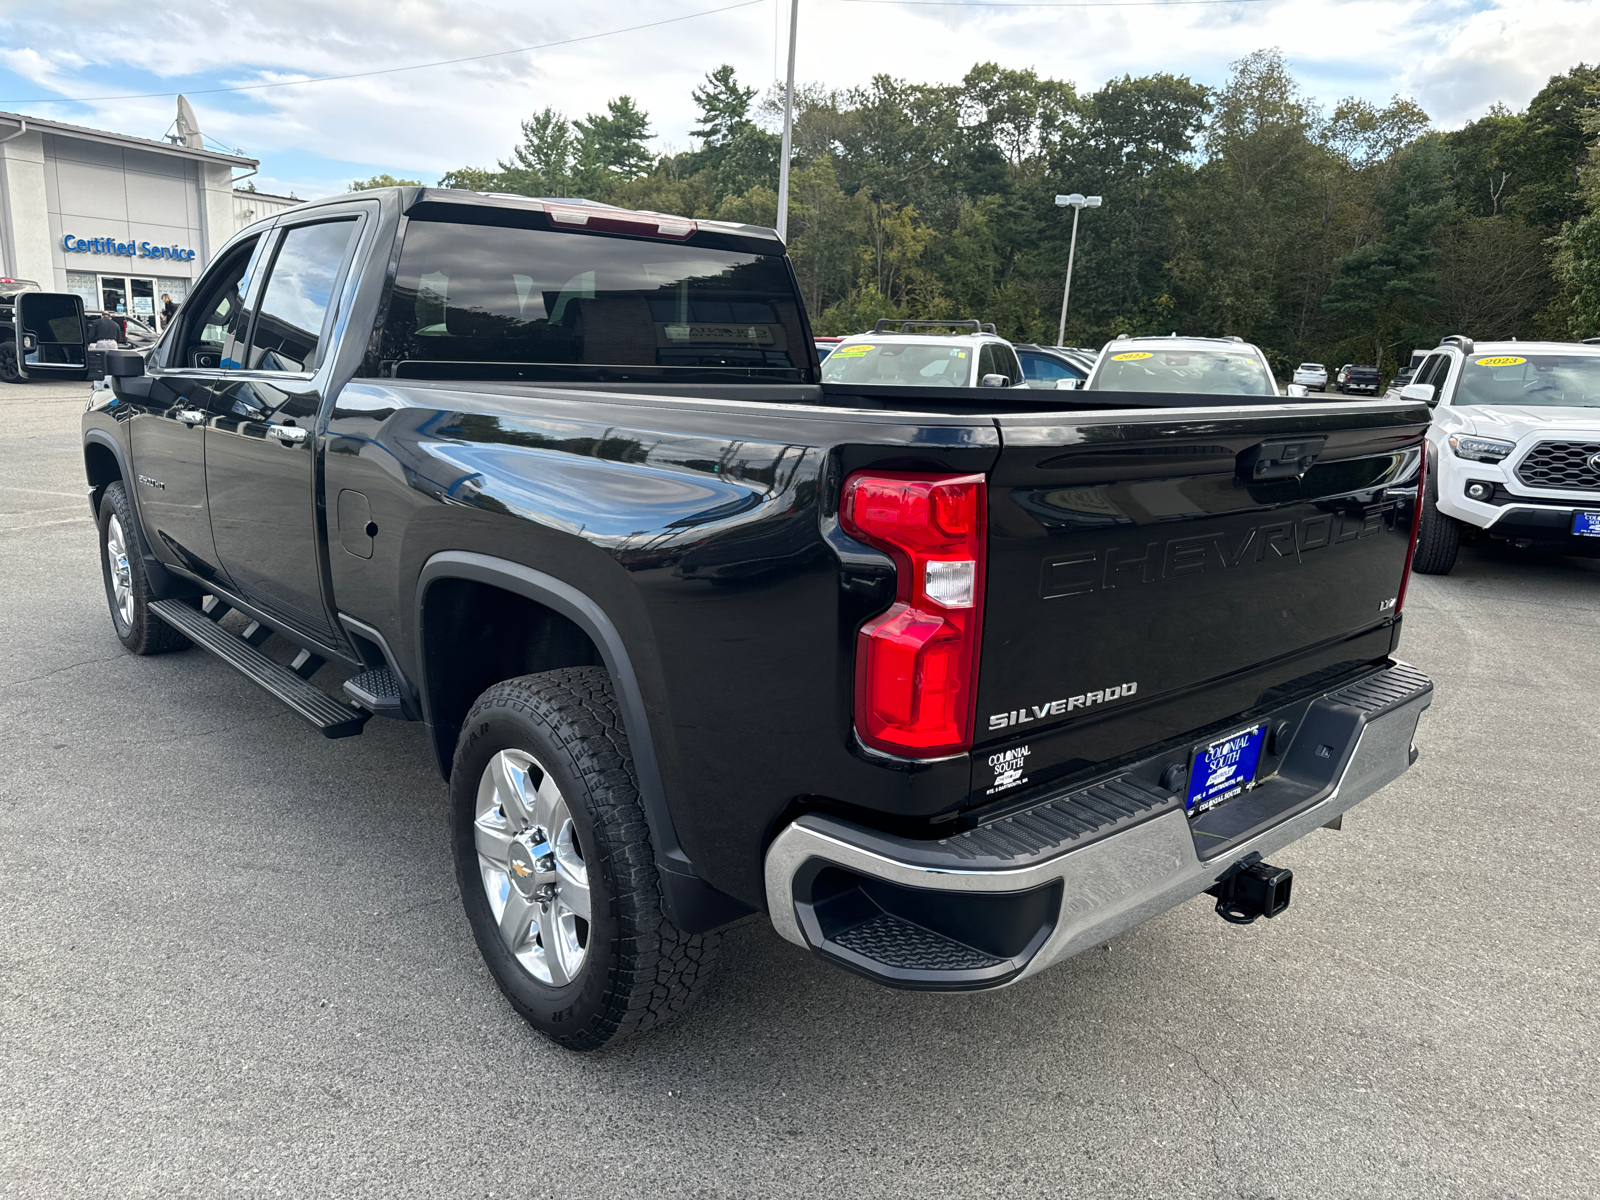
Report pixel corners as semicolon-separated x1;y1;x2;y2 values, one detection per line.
98;481;192;654
0;339;21;383
1412;467;1461;576
450;667;717;1051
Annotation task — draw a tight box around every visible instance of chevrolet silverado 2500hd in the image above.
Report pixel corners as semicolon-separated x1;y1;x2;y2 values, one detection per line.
79;187;1434;1050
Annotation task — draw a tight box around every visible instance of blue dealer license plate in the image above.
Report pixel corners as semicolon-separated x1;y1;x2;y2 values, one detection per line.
1573;512;1600;538
1187;724;1267;815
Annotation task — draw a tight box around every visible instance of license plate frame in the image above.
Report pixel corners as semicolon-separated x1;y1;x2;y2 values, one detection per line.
1572;511;1600;538
1186;723;1267;816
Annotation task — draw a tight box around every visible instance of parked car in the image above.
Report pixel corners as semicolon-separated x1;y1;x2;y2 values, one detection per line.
814;335;843;361
1292;362;1328;391
819;319;1026;387
75;187;1432;1051
1337;365;1383;396
0;276;43;382
1405;335;1600;574
1084;334;1283;396
1012;343;1089;389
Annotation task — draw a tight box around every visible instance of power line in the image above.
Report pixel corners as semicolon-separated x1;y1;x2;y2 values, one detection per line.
841;0;1270;6
0;0;764;106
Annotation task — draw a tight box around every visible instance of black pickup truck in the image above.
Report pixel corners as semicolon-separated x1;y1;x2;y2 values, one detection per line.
77;188;1434;1050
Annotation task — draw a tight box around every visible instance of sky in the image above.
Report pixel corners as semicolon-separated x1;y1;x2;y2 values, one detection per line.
0;0;1595;199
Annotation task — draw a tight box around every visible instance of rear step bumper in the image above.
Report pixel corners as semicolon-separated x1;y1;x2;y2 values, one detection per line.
764;660;1432;991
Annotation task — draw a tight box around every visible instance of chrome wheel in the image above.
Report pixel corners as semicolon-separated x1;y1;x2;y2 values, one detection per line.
105;514;134;629
474;748;591;985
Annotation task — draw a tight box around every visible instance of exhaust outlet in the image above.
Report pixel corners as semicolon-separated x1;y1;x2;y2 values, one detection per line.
1207;854;1293;925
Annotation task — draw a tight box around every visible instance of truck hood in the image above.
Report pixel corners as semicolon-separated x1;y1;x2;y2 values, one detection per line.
1455;405;1600;442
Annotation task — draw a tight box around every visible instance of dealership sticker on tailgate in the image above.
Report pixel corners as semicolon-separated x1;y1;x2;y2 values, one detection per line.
1187;724;1267;816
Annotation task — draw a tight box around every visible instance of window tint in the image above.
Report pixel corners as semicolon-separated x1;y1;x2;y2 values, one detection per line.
1415;354;1447;387
247;220;358;372
996;344;1022;384
178;239;258;369
977;344;997;380
379;219;811;383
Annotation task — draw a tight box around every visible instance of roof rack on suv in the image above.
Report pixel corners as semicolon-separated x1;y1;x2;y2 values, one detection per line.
1439;334;1475;353
871;319;998;335
1583;337;1600;345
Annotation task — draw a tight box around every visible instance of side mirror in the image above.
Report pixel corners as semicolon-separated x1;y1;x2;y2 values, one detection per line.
1400;382;1435;406
105;350;145;378
1285;383;1308;397
980;373;1009;388
1055;378;1083;390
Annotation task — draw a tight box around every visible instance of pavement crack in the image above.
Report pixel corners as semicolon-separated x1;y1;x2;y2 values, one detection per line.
2;654;126;689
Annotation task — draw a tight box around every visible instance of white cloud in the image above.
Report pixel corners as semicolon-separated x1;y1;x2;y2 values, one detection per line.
2;0;1593;198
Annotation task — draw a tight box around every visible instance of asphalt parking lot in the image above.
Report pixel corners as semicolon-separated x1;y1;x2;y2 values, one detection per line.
2;378;1597;1199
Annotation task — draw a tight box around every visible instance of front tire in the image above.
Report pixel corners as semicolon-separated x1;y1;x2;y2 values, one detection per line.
1412;465;1461;575
0;339;21;383
450;667;717;1051
98;481;192;654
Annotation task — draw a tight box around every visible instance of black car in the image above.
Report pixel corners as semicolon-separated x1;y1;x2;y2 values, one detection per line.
72;187;1432;1051
1337;364;1382;395
1012;343;1088;389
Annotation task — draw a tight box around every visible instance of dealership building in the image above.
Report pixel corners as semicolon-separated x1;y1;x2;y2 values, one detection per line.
0;109;299;326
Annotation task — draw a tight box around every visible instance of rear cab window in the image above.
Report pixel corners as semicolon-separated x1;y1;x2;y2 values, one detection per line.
376;214;813;384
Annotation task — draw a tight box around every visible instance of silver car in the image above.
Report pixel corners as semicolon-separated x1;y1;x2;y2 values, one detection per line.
1292;362;1328;391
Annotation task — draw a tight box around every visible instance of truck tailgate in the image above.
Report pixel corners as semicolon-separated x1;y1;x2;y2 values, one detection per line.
971;400;1427;802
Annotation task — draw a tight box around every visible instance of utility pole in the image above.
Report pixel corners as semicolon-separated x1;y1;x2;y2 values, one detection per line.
776;0;800;241
1054;193;1101;347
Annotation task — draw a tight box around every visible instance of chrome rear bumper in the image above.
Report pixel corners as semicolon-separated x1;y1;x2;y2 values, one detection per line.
764;661;1432;990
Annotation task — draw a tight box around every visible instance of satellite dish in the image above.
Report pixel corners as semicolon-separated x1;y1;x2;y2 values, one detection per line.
175;96;203;150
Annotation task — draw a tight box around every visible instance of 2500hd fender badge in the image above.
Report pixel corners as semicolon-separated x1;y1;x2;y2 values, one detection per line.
988;681;1137;730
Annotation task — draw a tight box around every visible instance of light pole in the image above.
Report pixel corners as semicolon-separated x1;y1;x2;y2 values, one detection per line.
775;0;800;241
1055;192;1101;347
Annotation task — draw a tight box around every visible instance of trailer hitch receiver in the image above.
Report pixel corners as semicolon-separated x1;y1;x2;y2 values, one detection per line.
1207;854;1293;925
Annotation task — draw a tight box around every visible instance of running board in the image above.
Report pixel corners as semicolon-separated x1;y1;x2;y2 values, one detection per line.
150;600;372;738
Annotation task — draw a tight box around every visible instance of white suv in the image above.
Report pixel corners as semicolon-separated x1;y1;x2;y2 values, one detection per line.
1084;334;1289;396
1292;362;1328;391
819;320;1026;389
1407;336;1600;574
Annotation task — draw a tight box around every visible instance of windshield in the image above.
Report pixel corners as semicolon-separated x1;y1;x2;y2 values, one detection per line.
0;281;39;300
819;342;973;387
1453;353;1600;408
1091;347;1276;395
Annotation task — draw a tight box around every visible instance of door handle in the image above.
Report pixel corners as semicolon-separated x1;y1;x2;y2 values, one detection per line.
269;424;308;444
176;409;206;425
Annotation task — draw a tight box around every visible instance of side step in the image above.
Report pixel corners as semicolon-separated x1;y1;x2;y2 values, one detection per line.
150;600;372;739
342;668;407;718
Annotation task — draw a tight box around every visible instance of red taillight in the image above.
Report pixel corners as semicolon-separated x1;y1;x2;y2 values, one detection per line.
841;471;986;757
1396;450;1425;614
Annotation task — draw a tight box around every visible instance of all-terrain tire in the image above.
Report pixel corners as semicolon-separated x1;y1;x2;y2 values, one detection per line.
98;481;192;654
0;339;21;383
450;666;718;1051
1411;462;1461;575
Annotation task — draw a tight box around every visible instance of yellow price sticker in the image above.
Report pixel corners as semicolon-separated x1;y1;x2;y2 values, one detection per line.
1111;351;1153;361
834;344;873;357
1474;355;1526;367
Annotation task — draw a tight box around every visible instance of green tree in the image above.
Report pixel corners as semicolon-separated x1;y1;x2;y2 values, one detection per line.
498;107;576;196
575;96;655;183
692;64;757;148
437;166;501;191
349;173;421;191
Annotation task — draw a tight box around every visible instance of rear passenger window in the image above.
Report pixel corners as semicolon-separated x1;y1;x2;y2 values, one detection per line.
377;218;813;384
247;220;359;372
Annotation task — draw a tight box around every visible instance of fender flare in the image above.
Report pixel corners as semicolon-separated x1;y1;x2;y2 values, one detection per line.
415;551;749;933
83;428;199;600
